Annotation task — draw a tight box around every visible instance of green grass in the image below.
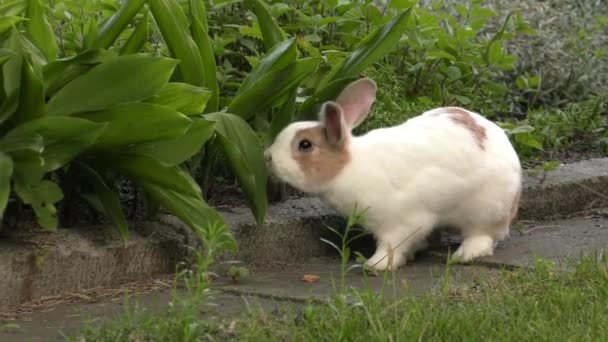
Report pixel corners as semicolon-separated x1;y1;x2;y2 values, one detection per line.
74;254;608;341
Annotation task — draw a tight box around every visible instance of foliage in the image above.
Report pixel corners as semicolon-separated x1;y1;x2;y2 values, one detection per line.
75;246;608;340
501;96;608;162
487;0;608;109
1;0;418;239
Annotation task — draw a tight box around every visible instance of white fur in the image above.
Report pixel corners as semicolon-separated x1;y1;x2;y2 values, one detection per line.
267;104;521;271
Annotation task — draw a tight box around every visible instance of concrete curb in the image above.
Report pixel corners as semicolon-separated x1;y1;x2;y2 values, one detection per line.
1;158;607;307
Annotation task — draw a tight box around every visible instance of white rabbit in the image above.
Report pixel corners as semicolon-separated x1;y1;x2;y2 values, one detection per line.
264;78;522;270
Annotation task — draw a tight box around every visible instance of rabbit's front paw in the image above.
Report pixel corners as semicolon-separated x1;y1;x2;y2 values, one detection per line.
452;235;495;262
364;250;404;271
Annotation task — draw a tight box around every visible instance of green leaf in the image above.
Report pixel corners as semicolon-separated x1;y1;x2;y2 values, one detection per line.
150;0;205;87
299;77;357;119
237;37;297;96
0;0;28;17
228;57;321;119
131;117;215;166
0;48;16;66
190;15;219;112
112;154;201;198
139;179;225;237
269;87;297;141
145;82;211;115
515;132;543;150
94;0;146;49
15;58;45;123
120;12;149;55
77;103;192;150
487;40;502;65
83;17;99;50
0;132;43;154
321;8;412;86
2;28;23;117
205;113;267;224
14;179;63;231
244;0;286;51
4;116;107;173
43;49;115;97
0;16;26;36
78;163;129;244
47;54;179;116
0;152;13;216
427;50;456;61
189;0;209;32
26;0;58;62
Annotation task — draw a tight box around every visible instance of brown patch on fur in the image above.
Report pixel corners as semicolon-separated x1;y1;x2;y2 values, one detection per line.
291;126;350;184
440;107;487;150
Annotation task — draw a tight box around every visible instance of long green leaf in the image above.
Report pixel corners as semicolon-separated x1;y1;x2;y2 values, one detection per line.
79;163;129;244
0;132;43;154
0;16;26;36
0;152;13;216
94;0;146;49
189;0;209;32
5;116;107;174
139;180;225;236
205;113;267;224
120;12;149;55
82;17;99;50
1;28;23;124
77;103;192;150
0;0;27;17
190;15;219;112
228;57;321;119
131;117;215;166
269;87;297;141
15;58;45;123
320;8;412;87
43;49;115;97
244;0;286;51
237;37;296;96
150;0;205;87
26;0;58;62
145;82;211;115
0;48;16;66
112;154;201;198
47;54;179;116
299;77;357;119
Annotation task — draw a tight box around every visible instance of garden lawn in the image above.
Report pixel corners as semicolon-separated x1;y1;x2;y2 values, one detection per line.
76;255;608;341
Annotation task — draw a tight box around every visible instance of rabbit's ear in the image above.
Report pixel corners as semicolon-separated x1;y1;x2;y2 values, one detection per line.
336;78;377;128
320;101;348;146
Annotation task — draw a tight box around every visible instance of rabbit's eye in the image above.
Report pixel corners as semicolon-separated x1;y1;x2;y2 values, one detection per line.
298;139;313;152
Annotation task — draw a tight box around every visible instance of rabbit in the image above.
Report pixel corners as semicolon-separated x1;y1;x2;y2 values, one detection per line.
264;78;522;271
